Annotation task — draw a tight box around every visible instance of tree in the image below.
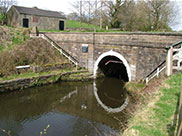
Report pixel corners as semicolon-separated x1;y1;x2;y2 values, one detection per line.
0;0;17;13
67;12;80;21
106;0;176;31
132;0;152;31
70;0;86;30
69;0;176;31
145;0;174;31
70;0;101;30
0;0;17;25
118;0;136;31
131;0;175;31
108;0;122;28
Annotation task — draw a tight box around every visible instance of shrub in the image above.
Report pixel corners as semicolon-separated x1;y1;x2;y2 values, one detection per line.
0;13;7;25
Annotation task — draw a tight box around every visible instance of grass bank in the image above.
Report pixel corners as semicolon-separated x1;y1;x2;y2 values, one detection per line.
0;37;67;76
123;73;181;136
41;20;125;33
0;26;29;52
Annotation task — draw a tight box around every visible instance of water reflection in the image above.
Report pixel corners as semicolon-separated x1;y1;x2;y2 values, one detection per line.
0;78;129;136
94;78;129;113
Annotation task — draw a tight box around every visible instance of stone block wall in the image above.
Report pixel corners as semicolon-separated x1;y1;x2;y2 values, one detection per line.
31;63;73;73
47;32;95;71
7;6;21;27
19;14;65;30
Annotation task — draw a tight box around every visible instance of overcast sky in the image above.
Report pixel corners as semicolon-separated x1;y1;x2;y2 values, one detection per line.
16;0;182;31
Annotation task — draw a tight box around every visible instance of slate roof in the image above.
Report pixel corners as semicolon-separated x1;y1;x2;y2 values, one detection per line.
12;5;66;19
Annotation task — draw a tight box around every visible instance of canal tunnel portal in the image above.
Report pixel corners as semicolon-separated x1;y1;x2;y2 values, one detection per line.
45;32;182;81
94;50;131;82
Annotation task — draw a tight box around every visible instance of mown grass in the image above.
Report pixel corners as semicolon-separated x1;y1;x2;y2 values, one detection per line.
66;20;99;29
123;73;181;136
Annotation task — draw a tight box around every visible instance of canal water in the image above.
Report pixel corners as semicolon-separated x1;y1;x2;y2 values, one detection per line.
0;77;131;136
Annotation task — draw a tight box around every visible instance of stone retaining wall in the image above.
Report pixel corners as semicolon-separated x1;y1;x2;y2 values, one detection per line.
0;74;60;93
31;63;74;73
0;70;89;93
16;63;73;74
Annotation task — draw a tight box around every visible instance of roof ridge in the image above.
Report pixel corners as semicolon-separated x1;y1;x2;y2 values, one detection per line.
14;5;60;14
12;5;66;19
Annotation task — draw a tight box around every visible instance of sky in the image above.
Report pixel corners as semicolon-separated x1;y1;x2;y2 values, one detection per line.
16;0;182;31
17;0;75;14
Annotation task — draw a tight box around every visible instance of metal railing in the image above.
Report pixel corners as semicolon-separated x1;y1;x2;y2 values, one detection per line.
30;33;79;67
145;60;166;85
145;41;182;85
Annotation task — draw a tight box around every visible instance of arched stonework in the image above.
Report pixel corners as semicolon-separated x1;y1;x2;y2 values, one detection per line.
94;50;131;81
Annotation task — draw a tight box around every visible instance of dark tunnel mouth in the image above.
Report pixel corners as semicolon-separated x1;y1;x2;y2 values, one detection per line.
98;56;129;82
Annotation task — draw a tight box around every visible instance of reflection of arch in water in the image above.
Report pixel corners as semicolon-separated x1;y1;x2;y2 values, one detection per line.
93;82;129;113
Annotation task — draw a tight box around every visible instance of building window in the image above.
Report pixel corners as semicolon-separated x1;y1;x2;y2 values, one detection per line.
33;16;38;23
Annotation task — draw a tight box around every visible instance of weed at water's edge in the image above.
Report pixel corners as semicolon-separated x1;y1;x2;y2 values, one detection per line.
40;124;50;136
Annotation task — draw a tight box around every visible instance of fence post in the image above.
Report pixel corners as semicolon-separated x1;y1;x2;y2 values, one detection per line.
157;68;160;78
146;77;149;85
177;79;182;136
166;47;173;76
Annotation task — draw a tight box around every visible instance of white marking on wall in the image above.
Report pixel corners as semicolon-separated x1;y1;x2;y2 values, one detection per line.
130;64;136;80
93;50;132;81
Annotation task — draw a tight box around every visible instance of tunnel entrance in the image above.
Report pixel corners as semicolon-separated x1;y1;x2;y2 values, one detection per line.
98;56;129;81
94;50;131;82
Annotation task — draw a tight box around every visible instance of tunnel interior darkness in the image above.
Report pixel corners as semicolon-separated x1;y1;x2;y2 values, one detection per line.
98;56;129;82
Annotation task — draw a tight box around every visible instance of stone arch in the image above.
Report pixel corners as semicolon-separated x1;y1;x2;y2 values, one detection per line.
94;50;131;81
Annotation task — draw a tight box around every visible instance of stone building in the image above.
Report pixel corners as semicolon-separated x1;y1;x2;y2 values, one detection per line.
7;5;66;30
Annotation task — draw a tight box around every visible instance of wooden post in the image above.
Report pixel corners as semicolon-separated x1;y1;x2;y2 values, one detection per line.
166;47;173;76
177;79;182;136
178;61;180;69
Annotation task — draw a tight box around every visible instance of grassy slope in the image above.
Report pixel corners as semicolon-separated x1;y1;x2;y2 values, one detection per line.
41;20;101;32
123;73;181;136
0;26;29;52
41;20;128;32
0;26;68;76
